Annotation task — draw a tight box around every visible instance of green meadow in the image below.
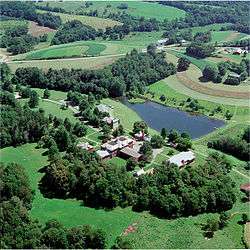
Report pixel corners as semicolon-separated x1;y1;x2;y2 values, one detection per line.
36;1;186;21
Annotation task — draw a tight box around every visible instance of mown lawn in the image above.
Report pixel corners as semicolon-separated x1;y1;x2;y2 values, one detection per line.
1;142;247;249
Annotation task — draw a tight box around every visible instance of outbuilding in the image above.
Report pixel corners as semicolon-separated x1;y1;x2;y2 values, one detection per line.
167;151;195;167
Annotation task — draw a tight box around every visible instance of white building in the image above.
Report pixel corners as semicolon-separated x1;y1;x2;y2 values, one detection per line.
167;151;195;167
77;142;94;152
102;116;120;129
96;150;110;159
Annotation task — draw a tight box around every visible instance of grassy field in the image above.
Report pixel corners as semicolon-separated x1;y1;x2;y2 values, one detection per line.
36;1;186;21
12;31;163;61
7;54;123;72
37;9;121;30
211;31;247;43
101;98;157;135
0;142;248;249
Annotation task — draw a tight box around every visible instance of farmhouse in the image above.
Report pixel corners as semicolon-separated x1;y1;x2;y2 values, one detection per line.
119;147;142;161
167;151;195;167
102;116;120;129
77;142;94;152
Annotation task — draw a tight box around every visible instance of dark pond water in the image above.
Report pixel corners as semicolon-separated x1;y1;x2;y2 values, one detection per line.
121;99;225;139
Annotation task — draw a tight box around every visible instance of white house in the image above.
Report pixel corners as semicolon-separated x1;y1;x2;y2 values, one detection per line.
96;150;110;159
167;151;195;167
77;142;94;152
102;116;120;129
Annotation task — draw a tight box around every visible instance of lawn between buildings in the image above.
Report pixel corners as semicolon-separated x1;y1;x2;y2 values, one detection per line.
1;87;249;248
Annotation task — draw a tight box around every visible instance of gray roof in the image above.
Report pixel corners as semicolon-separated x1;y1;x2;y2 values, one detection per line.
96;104;111;114
167;151;195;167
120;147;142;159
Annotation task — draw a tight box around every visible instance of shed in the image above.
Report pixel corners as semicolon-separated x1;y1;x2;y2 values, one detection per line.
167;151;195;167
77;142;94;152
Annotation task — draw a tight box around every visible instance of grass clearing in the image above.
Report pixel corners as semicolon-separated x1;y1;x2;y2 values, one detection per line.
37;9;121;30
28;21;55;37
101;98;157;135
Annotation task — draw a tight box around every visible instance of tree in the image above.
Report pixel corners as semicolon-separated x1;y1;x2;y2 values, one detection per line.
202;65;219;82
176;137;192;151
147;43;157;55
186;42;215;58
0;163;33;208
73;122;87;137
177;57;191;71
202;218;219;238
168;129;180;142
41;220;68;249
219;212;230;229
43;89;50;99
151;135;164;148
102;124;111;142
112;236;132;249
243;127;250;143
242;213;249;224
133;121;148;134
53;126;72;151
48;141;60;161
161;128;167;139
126;158;137;171
139;141;153;162
28;91;39;108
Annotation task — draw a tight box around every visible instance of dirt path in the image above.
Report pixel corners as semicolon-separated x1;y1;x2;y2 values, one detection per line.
176;71;250;99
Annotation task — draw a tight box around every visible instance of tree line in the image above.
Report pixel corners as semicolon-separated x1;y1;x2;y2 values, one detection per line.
0;24;41;55
0;1;62;29
208;126;250;161
159;1;250;34
0;162;107;249
40;142;236;219
12;49;176;97
202;59;249;85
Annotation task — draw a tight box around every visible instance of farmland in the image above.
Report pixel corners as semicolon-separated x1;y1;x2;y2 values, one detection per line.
11;31;163;61
36;9;122;30
1;1;250;249
7;54;123;72
36;1;186;21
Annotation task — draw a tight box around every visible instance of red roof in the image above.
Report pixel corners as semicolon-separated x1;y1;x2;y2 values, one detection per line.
240;183;250;192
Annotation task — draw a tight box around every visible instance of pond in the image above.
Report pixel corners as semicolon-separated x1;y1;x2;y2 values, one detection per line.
121;99;225;139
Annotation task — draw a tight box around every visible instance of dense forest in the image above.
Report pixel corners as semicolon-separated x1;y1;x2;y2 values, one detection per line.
0;1;62;29
160;1;250;34
12;49;176;97
51;20;97;45
0;24;40;55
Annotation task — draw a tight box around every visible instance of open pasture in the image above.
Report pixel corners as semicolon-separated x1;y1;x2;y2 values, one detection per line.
36;1;186;21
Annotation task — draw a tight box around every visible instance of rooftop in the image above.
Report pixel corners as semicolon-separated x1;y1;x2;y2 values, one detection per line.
96;150;110;158
96;104;111;114
168;151;195;167
120;147;142;159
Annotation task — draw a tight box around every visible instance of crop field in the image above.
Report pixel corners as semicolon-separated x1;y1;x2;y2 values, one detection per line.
37;9;121;30
20;42;106;60
211;31;247;43
28;21;55;37
7;54;123;72
36;1;186;21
